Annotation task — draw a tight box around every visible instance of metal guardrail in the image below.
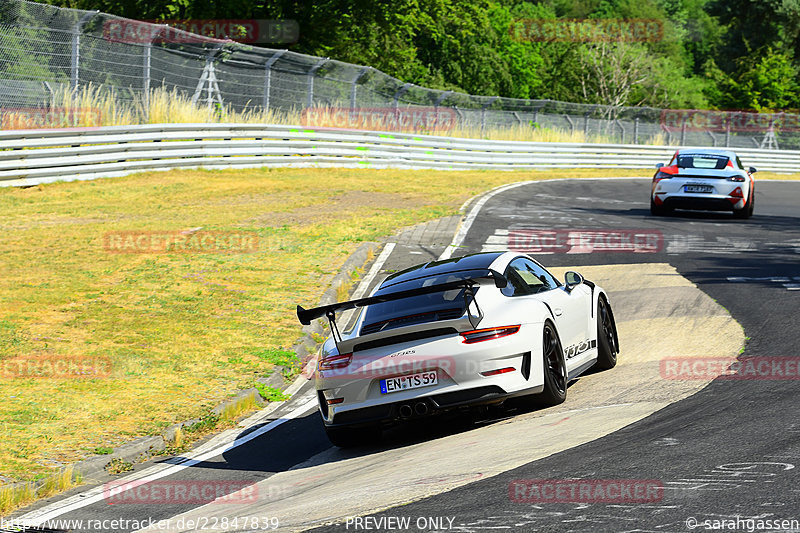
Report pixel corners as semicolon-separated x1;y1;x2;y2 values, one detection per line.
1;123;798;187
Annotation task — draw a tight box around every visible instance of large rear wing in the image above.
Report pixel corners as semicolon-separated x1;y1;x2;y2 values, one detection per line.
296;268;507;326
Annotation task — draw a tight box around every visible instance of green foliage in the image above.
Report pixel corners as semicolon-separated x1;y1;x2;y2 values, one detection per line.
255;383;290;402
22;0;800;111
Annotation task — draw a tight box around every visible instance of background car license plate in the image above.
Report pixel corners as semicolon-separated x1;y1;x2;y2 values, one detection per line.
685;185;713;193
380;371;438;394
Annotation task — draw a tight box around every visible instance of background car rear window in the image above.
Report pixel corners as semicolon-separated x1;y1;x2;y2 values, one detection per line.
677;154;729;169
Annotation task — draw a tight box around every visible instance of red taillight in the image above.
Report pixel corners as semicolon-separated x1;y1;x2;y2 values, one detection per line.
727;176;745;182
326;398;344;405
460;325;520;344
319;352;352;371
481;367;516;377
653;171;673;183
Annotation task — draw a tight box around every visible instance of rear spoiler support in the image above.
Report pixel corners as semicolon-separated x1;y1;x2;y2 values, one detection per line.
296;269;507;351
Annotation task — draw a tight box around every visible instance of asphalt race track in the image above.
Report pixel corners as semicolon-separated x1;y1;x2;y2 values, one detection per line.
12;178;800;533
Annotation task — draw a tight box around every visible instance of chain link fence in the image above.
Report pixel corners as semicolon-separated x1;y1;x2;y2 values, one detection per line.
2;0;798;150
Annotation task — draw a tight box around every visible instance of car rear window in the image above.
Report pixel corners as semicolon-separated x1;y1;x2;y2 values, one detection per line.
360;274;474;335
677;154;729;169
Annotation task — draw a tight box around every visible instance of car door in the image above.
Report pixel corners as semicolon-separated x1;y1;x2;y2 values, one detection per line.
503;258;592;374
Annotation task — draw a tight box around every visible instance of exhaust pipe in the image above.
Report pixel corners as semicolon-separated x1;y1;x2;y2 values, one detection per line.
414;402;429;416
399;404;413;418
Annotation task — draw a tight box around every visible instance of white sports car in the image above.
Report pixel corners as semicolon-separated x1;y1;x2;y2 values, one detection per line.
297;251;619;447
650;148;756;218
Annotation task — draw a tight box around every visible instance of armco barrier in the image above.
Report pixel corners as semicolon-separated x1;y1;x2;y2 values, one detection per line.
1;123;798;187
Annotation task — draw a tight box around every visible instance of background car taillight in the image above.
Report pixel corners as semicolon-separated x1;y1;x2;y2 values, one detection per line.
727;176;745;182
653;171;673;183
319;352;353;370
460;325;520;344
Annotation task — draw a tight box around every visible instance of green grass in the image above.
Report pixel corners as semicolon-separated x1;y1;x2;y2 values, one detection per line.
0;165;796;504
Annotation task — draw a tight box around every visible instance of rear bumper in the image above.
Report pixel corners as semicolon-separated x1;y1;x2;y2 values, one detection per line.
320;384;542;429
661;195;737;212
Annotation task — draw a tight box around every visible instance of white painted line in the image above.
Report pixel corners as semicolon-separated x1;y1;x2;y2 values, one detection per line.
350;242;396;300
17;397;318;527
339;242;397;331
439;177;648;261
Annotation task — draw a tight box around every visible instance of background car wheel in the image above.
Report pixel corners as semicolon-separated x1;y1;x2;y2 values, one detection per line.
650;198;669;216
535;321;567;407
594;296;619;371
324;424;381;448
733;190;753;219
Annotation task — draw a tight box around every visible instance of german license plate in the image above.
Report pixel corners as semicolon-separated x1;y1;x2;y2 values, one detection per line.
685;185;713;193
380;371;438;394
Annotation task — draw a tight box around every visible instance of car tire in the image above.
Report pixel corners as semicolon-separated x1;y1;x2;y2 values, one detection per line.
535;321;567;407
324;424;381;448
594;296;618;371
650;197;669;216
733;187;754;219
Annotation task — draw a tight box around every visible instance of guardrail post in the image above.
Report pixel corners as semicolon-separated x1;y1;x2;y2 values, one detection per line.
307;58;329;109
263;50;287;112
70;11;97;92
350;67;369;110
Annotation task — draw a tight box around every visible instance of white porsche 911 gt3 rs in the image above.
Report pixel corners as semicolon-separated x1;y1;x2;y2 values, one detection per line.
296;251;619;447
650;148;756;218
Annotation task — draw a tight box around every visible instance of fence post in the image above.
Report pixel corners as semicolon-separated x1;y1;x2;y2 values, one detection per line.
583;112;589;136
263;50;287;111
70;11;97;91
634;115;639;144
680;115;687;146
725;113;731;147
306;58;329;109
392;83;412;110
350;67;369;110
481;97;498;137
564;114;575;135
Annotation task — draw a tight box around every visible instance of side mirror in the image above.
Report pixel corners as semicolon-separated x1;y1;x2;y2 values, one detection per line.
564;271;583;292
748;167;757;174
655;163;664;169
